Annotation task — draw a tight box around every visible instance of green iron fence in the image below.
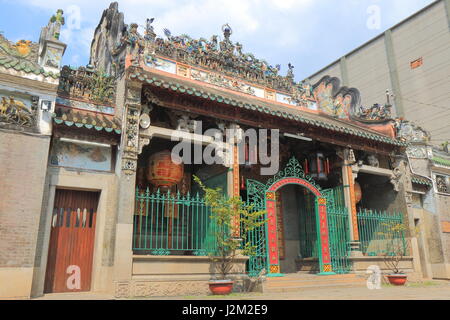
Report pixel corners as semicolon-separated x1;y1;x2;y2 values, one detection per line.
327;206;352;274
323;186;352;274
357;209;407;256
244;201;267;277
133;188;217;256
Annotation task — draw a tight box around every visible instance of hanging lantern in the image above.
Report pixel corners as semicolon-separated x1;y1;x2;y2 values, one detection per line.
354;182;362;204
146;150;184;190
307;152;329;181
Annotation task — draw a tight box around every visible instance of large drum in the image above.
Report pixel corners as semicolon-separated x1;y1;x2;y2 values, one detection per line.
146;150;184;189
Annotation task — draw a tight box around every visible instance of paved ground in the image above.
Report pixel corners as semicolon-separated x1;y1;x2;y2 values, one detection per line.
34;280;450;300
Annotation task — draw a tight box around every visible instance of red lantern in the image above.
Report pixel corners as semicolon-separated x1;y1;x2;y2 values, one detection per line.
354;182;362;204
146;150;184;189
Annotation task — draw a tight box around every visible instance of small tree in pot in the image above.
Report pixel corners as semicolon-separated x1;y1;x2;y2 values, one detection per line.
194;176;266;295
381;222;411;286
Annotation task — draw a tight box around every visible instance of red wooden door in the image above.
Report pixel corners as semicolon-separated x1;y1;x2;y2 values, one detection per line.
44;189;100;293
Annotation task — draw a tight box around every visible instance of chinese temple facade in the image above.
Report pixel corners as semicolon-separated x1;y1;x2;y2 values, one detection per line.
1;3;449;299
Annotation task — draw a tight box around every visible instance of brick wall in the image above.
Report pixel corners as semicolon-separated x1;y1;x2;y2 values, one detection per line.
0;131;50;268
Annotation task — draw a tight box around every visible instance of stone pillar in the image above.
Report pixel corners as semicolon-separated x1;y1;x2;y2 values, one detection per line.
401;161;424;280
113;82;143;297
38;10;66;74
341;149;362;257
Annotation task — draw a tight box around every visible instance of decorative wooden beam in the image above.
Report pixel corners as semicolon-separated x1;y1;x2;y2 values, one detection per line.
145;86;400;156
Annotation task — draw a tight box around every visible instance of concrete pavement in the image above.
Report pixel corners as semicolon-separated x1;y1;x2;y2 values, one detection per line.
32;280;450;300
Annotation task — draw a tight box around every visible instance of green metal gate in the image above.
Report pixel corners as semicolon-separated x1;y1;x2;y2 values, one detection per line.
323;187;352;274
245;179;352;276
245;179;268;277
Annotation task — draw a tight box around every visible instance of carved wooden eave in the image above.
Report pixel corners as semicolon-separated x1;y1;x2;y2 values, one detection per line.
127;68;405;156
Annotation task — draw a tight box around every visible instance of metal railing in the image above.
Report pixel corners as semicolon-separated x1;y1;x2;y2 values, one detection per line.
243;201;267;277
133;188;217;256
357;209;407;256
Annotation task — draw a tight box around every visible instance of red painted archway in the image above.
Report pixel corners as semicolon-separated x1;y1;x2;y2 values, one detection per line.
265;177;334;275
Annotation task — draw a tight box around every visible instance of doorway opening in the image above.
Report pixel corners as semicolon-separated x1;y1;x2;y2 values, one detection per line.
277;185;319;274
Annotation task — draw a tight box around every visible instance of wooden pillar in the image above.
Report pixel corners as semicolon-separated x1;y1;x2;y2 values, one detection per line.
232;144;241;237
341;149;361;255
346;166;360;242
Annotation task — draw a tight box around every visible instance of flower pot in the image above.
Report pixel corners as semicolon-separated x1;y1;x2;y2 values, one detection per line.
387;274;407;286
208;280;234;295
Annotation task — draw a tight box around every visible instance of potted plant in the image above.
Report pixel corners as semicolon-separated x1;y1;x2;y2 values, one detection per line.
194;176;266;295
382;223;410;286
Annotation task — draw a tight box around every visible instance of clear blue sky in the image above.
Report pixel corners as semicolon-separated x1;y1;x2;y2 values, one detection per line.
0;0;435;80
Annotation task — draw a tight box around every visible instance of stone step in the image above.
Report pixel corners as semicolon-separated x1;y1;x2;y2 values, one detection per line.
266;274;363;282
263;273;367;293
265;282;366;293
266;279;366;288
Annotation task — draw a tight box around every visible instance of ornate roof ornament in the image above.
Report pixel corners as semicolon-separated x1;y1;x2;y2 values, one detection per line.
222;24;233;40
140;23;300;92
40;9;65;42
394;119;431;143
0;33;59;78
58;65;116;105
352;90;394;123
145;18;156;41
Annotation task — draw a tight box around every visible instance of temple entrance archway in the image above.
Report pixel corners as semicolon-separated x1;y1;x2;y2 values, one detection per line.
246;157;335;276
276;185;319;274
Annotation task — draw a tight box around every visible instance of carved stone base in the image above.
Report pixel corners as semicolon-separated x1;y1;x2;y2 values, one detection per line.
114;279;248;298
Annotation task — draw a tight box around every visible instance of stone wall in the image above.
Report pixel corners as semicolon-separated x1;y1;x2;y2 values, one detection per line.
113;255;250;298
0;131;50;298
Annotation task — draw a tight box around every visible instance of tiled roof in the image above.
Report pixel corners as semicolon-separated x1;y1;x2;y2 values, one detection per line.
432;157;450;168
0;34;59;79
130;69;408;147
52;107;121;134
411;175;433;187
0;55;59;79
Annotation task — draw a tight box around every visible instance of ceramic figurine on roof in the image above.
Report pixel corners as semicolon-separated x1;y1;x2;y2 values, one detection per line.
124;23;144;66
50;9;65;40
394;119;431;143
353;90;394;123
287;63;294;79
140;22;303;92
145;18;156;41
441;141;449;153
356;103;392;122
0;35;34;59
220;24;234;55
40;9;65;42
58;65;116;105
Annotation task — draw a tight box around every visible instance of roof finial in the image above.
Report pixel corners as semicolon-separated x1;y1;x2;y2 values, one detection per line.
222;23;232;40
